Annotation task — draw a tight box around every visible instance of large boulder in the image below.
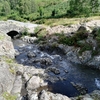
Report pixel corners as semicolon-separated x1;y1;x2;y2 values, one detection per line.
39;90;71;100
0;32;15;58
21;36;38;43
79;51;92;64
71;90;100;100
27;76;42;90
66;47;81;64
87;56;100;69
0;62;15;95
77;25;92;33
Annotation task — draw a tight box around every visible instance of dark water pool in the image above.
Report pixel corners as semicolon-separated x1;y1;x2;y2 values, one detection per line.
48;64;100;97
12;39;100;97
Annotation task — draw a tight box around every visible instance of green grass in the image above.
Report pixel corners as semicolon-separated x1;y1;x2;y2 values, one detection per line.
34;16;100;26
9;66;16;75
34;26;48;38
78;44;93;55
5;58;14;64
2;56;16;74
0;16;7;21
34;26;44;34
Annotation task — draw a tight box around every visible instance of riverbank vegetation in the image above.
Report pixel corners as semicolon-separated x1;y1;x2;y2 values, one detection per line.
0;0;100;25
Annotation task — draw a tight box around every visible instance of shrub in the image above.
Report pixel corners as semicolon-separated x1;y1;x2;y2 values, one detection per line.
58;30;88;46
21;28;29;36
78;43;92;55
58;35;75;46
96;28;100;41
35;19;45;24
34;26;47;37
7;14;26;22
34;26;43;34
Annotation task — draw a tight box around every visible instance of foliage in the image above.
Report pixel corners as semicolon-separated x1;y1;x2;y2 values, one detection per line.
96;28;100;41
21;27;29;36
2;56;15;64
34;26;48;43
34;26;47;37
55;30;93;54
78;43;93;55
0;0;68;21
34;26;43;34
0;0;100;22
1;1;11;16
58;30;88;46
67;0;99;17
2;92;17;100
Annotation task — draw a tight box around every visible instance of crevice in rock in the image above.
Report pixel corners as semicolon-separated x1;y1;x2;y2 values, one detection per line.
21;73;34;100
21;74;28;100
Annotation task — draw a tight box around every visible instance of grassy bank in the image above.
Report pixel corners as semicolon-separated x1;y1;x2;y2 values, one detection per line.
34;16;100;26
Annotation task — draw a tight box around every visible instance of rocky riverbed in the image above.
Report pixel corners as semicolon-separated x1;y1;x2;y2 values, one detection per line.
1;20;100;100
13;37;100;100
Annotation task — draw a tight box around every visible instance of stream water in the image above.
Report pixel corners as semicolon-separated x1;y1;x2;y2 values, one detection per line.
13;39;100;97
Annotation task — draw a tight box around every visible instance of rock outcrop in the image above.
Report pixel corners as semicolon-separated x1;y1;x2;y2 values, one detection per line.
46;20;100;35
39;90;70;100
0;32;15;58
71;90;100;100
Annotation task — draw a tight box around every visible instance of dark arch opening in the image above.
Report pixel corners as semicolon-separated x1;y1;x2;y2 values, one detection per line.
7;30;20;39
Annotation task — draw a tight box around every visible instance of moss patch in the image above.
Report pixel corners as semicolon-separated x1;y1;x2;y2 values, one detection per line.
2;56;15;64
1;56;16;74
34;26;47;37
9;66;16;74
2;92;17;100
0;34;5;40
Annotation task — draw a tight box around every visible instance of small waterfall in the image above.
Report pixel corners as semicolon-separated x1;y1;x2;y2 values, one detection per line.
95;78;100;89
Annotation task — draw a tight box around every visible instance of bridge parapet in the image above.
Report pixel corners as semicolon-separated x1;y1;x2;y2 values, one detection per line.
0;20;38;35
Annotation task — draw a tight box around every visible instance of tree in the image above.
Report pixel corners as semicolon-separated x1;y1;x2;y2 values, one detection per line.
18;0;31;15
51;9;56;17
38;7;43;17
30;0;37;13
8;0;18;9
68;0;91;17
67;0;100;17
2;1;11;15
90;0;99;13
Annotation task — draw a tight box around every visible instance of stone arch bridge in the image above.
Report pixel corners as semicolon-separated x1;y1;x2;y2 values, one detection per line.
0;20;38;38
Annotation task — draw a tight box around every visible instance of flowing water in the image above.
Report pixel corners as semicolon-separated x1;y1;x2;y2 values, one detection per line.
13;39;100;97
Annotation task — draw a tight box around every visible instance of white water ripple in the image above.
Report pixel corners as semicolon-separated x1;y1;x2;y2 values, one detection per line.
95;78;100;89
